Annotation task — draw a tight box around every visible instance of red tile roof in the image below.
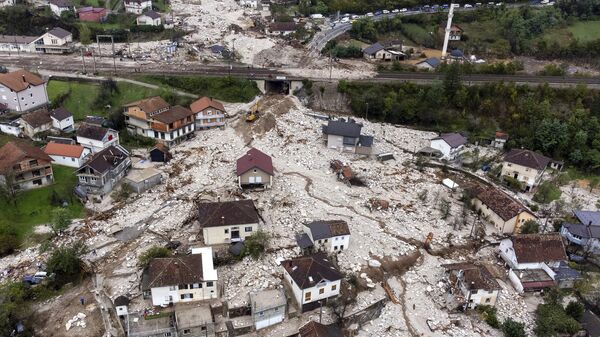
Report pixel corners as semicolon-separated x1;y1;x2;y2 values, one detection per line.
511;234;567;264
236;148;273;176
43;142;85;158
190;97;225;113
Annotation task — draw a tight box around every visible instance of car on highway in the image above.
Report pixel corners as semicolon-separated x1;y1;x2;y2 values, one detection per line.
452;3;460;7
475;2;482;6
374;10;382;16
382;9;390;14
464;3;473;8
351;14;359;19
392;8;399;13
495;2;503;5
341;17;350;23
366;12;374;17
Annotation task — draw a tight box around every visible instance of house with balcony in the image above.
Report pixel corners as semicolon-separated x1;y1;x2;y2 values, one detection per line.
32;27;73;54
442;262;501;310
0;141;54;191
141;247;218;306
124;96;170;135
76;123;120;153
75;145;130;198
20;109;53;138
322;118;373;155
0;69;49;112
190;96;226;130
499;234;572;293
430;133;468;161
560;210;600;255
136;10;162;26
197;199;260;245
501;148;551;191
282;254;342;312
296;220;350;254
124;0;152;14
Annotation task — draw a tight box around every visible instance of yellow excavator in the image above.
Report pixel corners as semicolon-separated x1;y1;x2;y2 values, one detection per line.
246;101;260;122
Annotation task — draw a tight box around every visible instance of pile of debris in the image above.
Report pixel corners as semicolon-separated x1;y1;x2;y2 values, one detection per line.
330;160;365;186
65;313;86;331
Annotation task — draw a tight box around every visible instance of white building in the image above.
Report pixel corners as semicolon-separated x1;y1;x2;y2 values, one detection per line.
32;27;73;54
50;107;74;132
43;142;90;168
250;289;286;330
0;121;21;137
0;0;16;7
136;10;162;26
0;35;37;53
501;148;551;192
142;247;218;306
499;234;567;293
430;133;468;160
197;200;260;245
443;262;501;309
239;0;259;8
48;0;74;17
0;69;49;112
113;296;129;318
282;254;342;312
322;118;373;155
76;123;120;154
297;220;350;253
124;0;152;14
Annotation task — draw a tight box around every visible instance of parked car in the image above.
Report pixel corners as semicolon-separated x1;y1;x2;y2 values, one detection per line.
23;272;53;285
374;10;383;16
366;12;374;17
400;8;408;12
382;9;390;14
452;3;460;7
475;2;482;6
464;4;473;8
392;8;399;13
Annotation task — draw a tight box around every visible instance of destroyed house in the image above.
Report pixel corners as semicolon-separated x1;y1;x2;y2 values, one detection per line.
20;109;53;138
501;148;551;191
197;199;260;245
297;220;350;253
499;234;569;293
282;254;342;312
190;96;226;130
0;141;54;191
299;321;344;337
75;145;130;198
76;123;120;154
141;247;218;306
470;186;537;234
236;148;274;188
443;262;501;309
322;118;373;155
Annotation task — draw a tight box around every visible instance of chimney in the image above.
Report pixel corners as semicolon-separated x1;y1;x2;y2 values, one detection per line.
22;75;26;83
589;220;592;227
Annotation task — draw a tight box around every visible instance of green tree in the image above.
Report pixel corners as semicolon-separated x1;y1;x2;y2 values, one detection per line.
565;301;584;320
0;282;33;336
588;176;600;192
51;208;72;235
79;24;92;45
46;242;87;287
520;219;540;234
502;318;526;337
138;246;171;267
240;230;270;260
0;169;19;207
0;224;19;257
443;63;463;100
533;182;562;204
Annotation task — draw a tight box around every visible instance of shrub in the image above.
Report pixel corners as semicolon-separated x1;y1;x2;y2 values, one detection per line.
138;246;171;267
477;305;500;329
533;182;562;204
46;242;87;288
520;219;540;234
240;230;270;260
0;224;19;257
503;175;523;191
565;301;584;320
535;302;581;337
502;318;526;337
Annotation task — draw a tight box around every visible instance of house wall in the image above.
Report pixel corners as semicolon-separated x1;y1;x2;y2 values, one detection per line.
508;269;525;293
202;223;258;245
49;3;72;16
22;121;52;138
430;139;452;159
124;0;152;14
253;303;285;330
326;134;357;153
313;235;350;253
465;289;499;308
123;173;162;193
239;169;272;188
150;281;218;306
0;123;21;136
0;83;48;112
375;49;392;60
149;123;194;147
51;116;74;131
416;62;435;70
194;108;225;129
39;32;72;46
137;16;161;26
282;269;341;309
472;198;535;234
0;41;35;53
560;226;600;254
48;151;89;168
77;130;119;153
501;162;544;189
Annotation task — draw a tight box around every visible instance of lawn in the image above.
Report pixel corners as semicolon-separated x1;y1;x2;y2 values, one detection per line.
0;165;85;239
47;80;179;121
568;20;600;43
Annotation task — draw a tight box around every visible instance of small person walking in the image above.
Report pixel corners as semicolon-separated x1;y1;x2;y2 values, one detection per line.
80;297;85;305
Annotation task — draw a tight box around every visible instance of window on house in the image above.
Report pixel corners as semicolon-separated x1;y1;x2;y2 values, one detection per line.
192;283;200;289
324;239;328;243
304;292;311;301
245;227;253;232
168;123;174;128
182;329;191;335
206;281;213;287
340;245;344;250
224;229;229;234
319;288;324;295
169;285;177;291
180;293;193;299
334;246;338;250
331;284;337;291
470;290;477;294
485;298;491;303
179;284;189;289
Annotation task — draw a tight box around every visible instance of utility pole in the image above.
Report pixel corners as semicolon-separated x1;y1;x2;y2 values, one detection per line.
80;48;87;73
365;102;369;121
329;51;333;80
92;51;97;74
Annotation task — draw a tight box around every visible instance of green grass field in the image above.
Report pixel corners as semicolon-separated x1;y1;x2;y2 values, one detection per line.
569;20;600;42
0;165;85;240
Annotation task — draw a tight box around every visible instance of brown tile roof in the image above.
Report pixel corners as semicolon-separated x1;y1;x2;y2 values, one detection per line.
190;97;225;113
197;199;259;228
236;148;274;176
299;321;344;337
504;148;551;171
0;141;53;173
472;186;533;222
495;131;509;140
142;254;204;290
443;262;501;292
21;109;52;128
124;96;170;115
0;70;45;92
76;123;109;141
282;254;342;290
43;142;84;158
305;220;350;240
49;107;72;121
511;233;567;264
151;105;194;124
76;145;128;174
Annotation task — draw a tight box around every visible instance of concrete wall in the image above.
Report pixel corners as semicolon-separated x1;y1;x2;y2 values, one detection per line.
466;289;499;308
124;173;162;193
202;223;258;245
313;235;350;253
501;162;544;189
151;281;218;306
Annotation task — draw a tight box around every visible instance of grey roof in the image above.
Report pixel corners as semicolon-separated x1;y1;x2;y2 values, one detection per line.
323;119;362;138
419;57;441;68
210;45;225;54
47;27;72;39
175;305;212;329
0;35;37;44
450;49;464;58
49;0;73;7
359;135;373;147
363;42;385;55
114;295;129;306
229;241;245;256
142;10;161;19
582;310;600;337
552;261;581;281
574;210;600;226
432;133;467;148
251;289;286;312
296;233;314;249
504;149;551;170
562;223;600;239
77;123;109;141
50;107;72;121
305;220;350;240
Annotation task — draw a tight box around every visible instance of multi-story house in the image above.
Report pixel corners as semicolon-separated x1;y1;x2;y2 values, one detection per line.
560;210;600;255
76;123;120;154
0;141;54;190
296;220;350;254
190;96;226;130
429;133;468;161
501;148;551;192
0;69;48;112
236;148;274;188
124;97;195;147
49;107;74;132
470;185;537;234
442;262;501;309
31;27;73;54
136;11;162;26
124;0;152;14
197;199;260;245
321;118;373;155
141;247;218;306
75;145;130;198
282;254;342;312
